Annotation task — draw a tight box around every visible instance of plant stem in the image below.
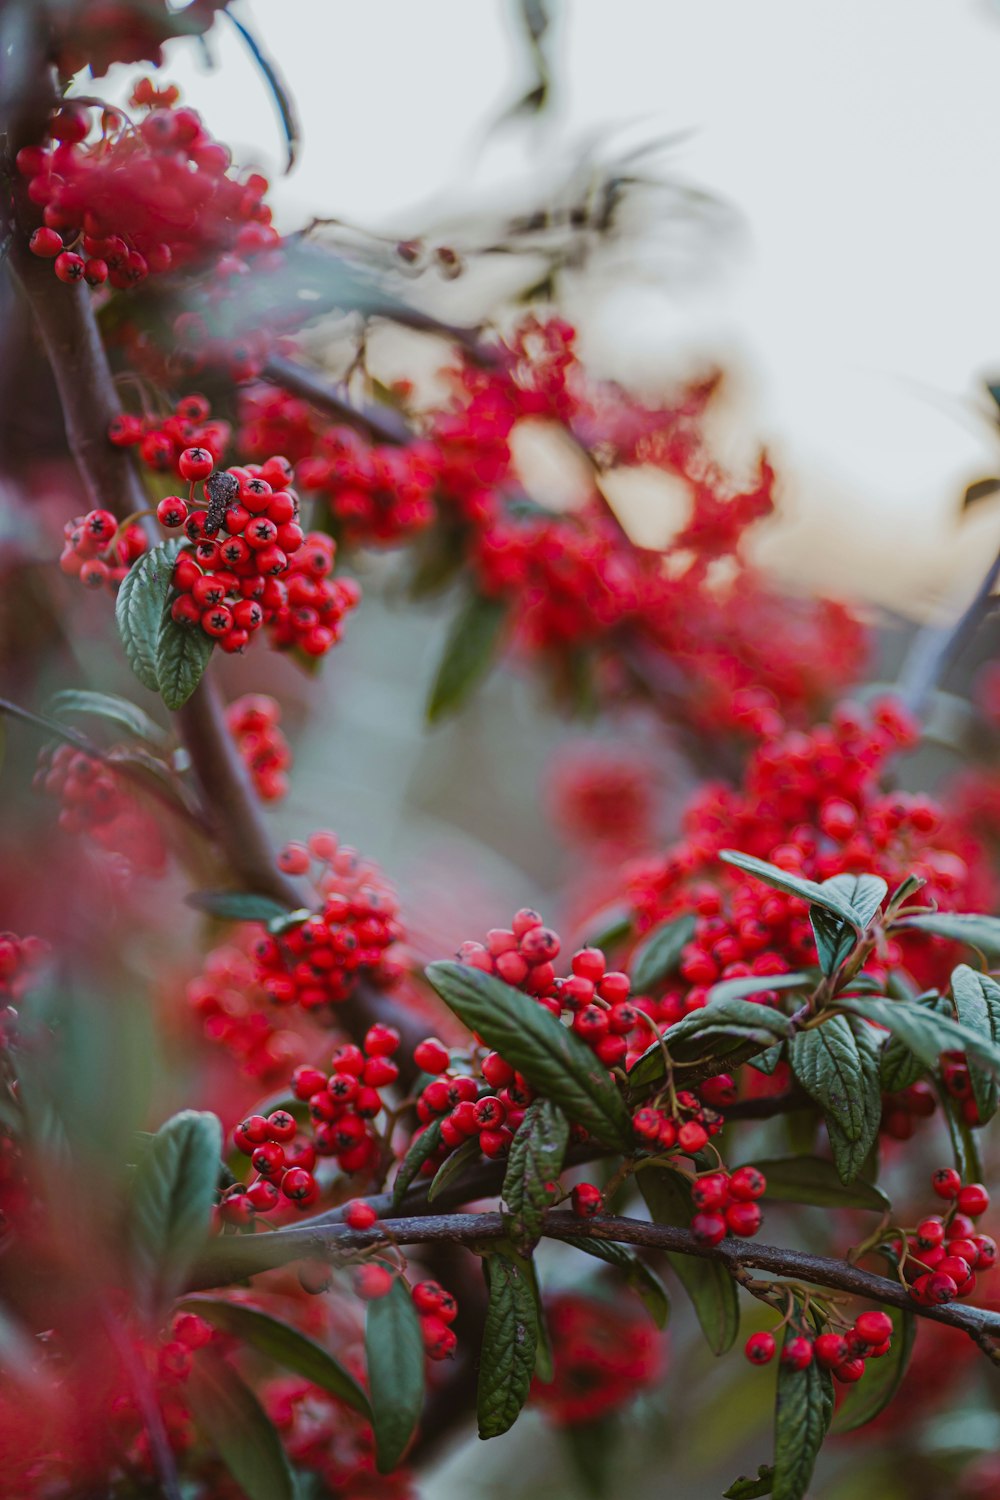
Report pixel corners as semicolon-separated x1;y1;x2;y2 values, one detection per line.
898;546;1000;712
262;354;412;445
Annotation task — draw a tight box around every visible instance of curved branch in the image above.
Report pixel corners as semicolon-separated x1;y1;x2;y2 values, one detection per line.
262;354;412;446
192;1208;1000;1346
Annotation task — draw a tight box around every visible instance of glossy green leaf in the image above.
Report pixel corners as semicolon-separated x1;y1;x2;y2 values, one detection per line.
116;540;183;694
127;1109;222;1320
628;914;695;992
773;1309;833;1500
477;1249;539;1438
155;610;214;711
502;1098;568;1253
426;592;507;723
810;873;887;975
425;962;632;1148
427;1136;480;1203
177;1298;370;1418
840;996;1000;1079
638;1167;738;1354
941;1087;984;1182
47;689;167;746
790;1016;882;1183
893;910;1000;958
719;850;863;927
724;1465;775;1499
830;1306;915;1434
366;1277;425;1472
747;1156;889;1210
879;992;949;1092
392;1119;444;1209
950;964;1000;1124
188;1350;294;1500
185;890;292;924
560;1235;670;1328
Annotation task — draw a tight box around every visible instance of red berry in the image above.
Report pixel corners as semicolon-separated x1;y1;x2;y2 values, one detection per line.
725;1200;762;1238
54;251;86;283
30;226;63;258
972;1234;997;1270
157;496;188;528
744;1331;775;1365
956;1183;990;1217
814;1333;849;1368
251;1141;286;1178
414;1037;450;1073
834;1357;866;1383
915;1216;945;1249
691;1172;730;1211
266;1110;297;1143
931;1167;961;1200
291;1065;327;1099
179;446;214;481
691;1211;727;1246
281;1167;317;1201
234;1115;270;1153
678;1121;708;1154
781;1336;814;1370
246;1180;280;1212
853;1311;892;1346
571;1183;603;1218
365;1024;401;1057
354;1265;393;1300
345;1200;378;1230
729;1165;767;1201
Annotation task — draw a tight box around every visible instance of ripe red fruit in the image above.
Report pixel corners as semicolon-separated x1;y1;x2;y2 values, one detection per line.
414;1037;450;1073
834;1357;866;1383
725;1200;762;1238
54;251;86;283
691;1211;727;1246
691;1172;729;1211
678;1121;708;1154
745;1331;775;1365
277;842;310;875
781;1337;814;1370
354;1265;393;1300
931;1167;961;1200
30;226;63;258
853;1311;893;1346
571;1183;603;1218
251;1141;286;1178
281;1167;317;1201
956;1183;990;1217
266;1110;297;1143
345;1200;378;1230
179;446;214;481
814;1333;849;1368
728;1165;767;1201
233;1115;270;1153
291;1065;327;1099
157;496;188;528
412;1280;447;1315
972;1234;997;1270
246;1180;280;1212
915;1216;945;1248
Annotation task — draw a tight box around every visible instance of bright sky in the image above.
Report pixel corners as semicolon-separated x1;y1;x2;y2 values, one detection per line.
141;0;1000;613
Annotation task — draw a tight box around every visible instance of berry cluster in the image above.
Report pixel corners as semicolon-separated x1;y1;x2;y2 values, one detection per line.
903;1171;996;1307
159;449;360;657
411;1039;525;1164
33;742;165;874
58;506;147;593
745;1308;896;1384
688;1164;767;1244
266;1374;415;1500
222;1105;324;1222
531;1292;665;1426
109;392;229;477
352;1269;459;1361
225;694;292;803
186;940;305;1082
18;86;277;289
298;428;438;545
879;1079;937;1141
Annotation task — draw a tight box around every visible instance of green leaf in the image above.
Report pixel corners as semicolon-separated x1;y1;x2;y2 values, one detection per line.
751;1044;784;1076
426;592;507;722
628;914;696;992
810;873;887;975
725;1465;775;1499
750;1155;889;1210
176;1298;371;1418
665;996;793;1062
116;540;183;694
477;1249;539;1439
127;1110;222;1320
185;890;292;924
427;1136;480;1203
366;1277;425;1472
893;910;1000;958
879;992;950;1092
789;1016;882;1184
839;996;1000;1079
188;1350;294;1500
155;610;214;710
709;972;813;1006
392;1120;443;1209
502;1099;568;1253
830;1307;915;1434
638;1168;738;1354
773;1310;833;1500
950;964;1000;1124
560;1236;670;1328
47;689;167;746
940;1087;984;1182
424;962;632;1149
561;1414;623;1499
719;850;863;928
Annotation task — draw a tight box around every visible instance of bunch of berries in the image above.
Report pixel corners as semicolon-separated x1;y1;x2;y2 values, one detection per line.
0;932;48;1001
903;1171;996;1307
686;1164;767;1244
186;941;305;1082
108;392;229;476
410;1039;526;1165
225;694;292;803
18;86;278;289
222;1104;326;1223
58;506;147;593
255;837;404;1012
32;743;166;874
531;1291;665;1426
630;1082;735;1160
298;428;439;545
879;1080;938;1141
745;1308;896;1384
158;448;359;657
354;1271;459;1362
266;1373;416;1499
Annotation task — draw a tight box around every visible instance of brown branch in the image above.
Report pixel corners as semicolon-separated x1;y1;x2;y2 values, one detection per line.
191;1208;1000;1347
262;354;412;446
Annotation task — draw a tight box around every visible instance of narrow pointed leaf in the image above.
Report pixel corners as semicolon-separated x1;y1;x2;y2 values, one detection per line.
773;1309;833;1500
127;1109;222;1319
427;1136;480;1202
188;1350;294;1500
424;961;632;1148
628;914;695;992
719;850;862;927
950;964;1000;1124
477;1249;539;1438
502;1098;568;1253
560;1235;670;1327
840;997;1000;1078
790;1016;882;1183
747;1156;889;1210
48;689;167;746
830;1307;915;1434
155;612;214;711
392;1119;443;1208
177;1298;371;1418
894;911;1000;958
639;1167;738;1354
185;890;292;924
366;1277;425;1472
810;874;887;975
879;993;950;1092
115;540;182;694
426;592;507;722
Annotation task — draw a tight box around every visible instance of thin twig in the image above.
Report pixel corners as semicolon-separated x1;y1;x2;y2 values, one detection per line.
262;354;413;446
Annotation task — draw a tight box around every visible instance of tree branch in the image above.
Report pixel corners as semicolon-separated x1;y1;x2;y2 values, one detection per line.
192;1208;1000;1346
898;546;1000;713
262;354;412;446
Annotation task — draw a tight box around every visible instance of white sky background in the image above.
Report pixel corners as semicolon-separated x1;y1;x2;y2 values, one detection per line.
143;0;1000;616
